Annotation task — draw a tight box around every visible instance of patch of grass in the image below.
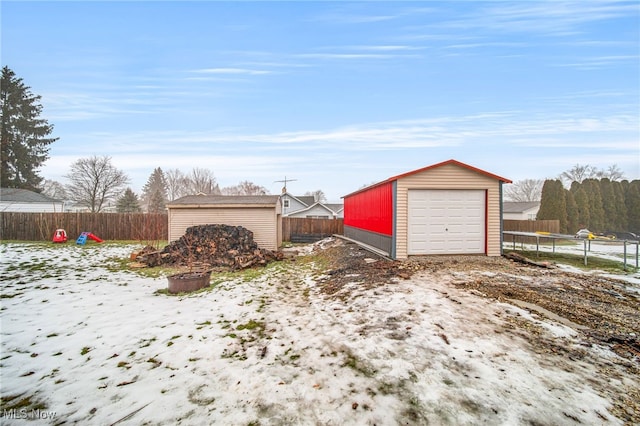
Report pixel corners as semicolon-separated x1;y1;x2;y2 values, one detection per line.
0;293;20;299
80;346;92;356
342;350;377;378
236;319;264;332
0;394;47;411
139;337;157;348
154;281;215;296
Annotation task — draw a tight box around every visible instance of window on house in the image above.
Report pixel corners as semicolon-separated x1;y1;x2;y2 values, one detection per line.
283;199;290;208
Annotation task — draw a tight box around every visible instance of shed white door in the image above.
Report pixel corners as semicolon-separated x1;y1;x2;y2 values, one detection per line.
408;189;485;255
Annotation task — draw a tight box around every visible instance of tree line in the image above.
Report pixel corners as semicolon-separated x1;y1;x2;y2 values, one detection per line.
2;66;327;213
40;159;273;213
537;177;640;235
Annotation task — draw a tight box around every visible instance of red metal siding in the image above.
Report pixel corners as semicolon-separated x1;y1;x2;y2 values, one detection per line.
344;182;393;236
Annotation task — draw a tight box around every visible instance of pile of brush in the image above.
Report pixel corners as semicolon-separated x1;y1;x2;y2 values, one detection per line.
137;224;282;270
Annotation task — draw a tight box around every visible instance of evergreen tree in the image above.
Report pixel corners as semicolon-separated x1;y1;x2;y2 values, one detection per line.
565;189;579;233
1;66;58;190
537;179;568;232
599;179;614;230
582;179;605;232
625;180;640;233
611;180;628;231
572;186;591;230
116;188;142;213
141;167;168;213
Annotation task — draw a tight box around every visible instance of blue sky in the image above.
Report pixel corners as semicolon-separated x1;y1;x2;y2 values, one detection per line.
2;1;639;201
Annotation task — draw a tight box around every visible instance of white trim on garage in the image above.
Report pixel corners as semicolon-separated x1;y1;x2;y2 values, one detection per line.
408;189;485;255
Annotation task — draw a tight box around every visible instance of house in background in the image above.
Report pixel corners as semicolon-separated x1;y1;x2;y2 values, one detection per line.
503;201;540;221
0;188;64;212
280;192;343;219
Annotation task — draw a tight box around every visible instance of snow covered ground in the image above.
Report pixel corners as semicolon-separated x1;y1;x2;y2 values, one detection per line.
504;238;640;278
0;242;636;425
504;236;638;261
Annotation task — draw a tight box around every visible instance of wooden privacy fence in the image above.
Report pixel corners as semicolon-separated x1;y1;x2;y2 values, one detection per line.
0;212;168;242
503;220;560;244
282;217;344;243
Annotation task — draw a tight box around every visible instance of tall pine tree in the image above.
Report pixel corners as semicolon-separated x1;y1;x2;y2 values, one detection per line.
141;167;168;213
1;66;58;190
116;188;142;213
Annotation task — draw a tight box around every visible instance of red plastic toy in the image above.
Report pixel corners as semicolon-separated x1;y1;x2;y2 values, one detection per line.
87;233;104;243
52;229;68;243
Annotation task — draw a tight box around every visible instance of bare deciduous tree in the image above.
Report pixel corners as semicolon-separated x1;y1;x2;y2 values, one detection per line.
186;167;220;195
305;189;327;203
65;155;129;212
559;164;597;185
165;168;189;201
40;179;68;200
560;164;626;185
594;164;625;181
221;180;268;196
504;179;543;202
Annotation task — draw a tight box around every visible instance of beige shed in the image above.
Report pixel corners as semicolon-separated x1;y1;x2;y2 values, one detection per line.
166;195;282;250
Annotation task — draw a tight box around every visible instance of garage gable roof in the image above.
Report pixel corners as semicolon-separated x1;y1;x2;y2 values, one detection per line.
167;195;280;208
343;159;511;198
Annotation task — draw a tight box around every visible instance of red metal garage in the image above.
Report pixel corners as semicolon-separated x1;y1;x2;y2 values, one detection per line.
342;159;511;259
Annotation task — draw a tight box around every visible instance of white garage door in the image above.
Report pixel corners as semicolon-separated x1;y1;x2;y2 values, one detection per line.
408;189;485;255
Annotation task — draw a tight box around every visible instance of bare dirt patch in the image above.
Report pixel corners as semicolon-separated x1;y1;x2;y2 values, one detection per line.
310;239;640;424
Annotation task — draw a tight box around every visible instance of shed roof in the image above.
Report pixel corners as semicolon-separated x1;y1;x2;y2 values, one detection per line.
343;159;512;198
167;195;280;208
0;188;62;203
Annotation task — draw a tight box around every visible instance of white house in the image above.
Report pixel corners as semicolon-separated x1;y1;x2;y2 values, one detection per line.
503;201;540;221
0;188;65;212
280;192;343;219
